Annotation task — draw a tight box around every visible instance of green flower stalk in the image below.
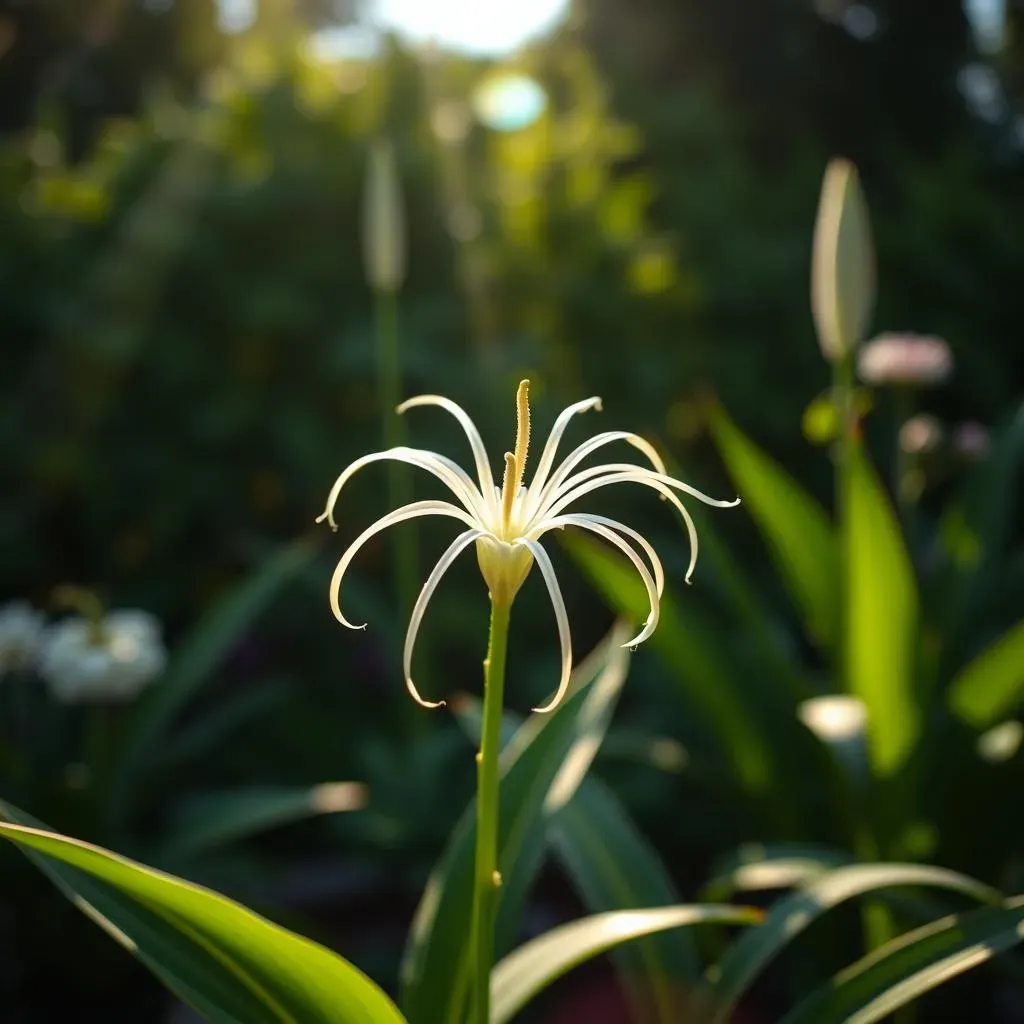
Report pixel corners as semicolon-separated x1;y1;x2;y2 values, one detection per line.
363;138;417;620
318;380;739;1022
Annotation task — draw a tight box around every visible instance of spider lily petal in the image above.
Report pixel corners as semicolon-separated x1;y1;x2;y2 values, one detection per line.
329;500;479;628
397;395;499;515
526;429;667;520
318;447;487;528
403;528;486;709
548;464;741;512
545;465;737;582
514;538;572;713
539;511;664;596
528;396;603;497
539;514;661;646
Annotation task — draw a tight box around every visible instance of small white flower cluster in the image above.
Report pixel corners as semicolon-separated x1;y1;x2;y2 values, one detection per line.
0;601;166;703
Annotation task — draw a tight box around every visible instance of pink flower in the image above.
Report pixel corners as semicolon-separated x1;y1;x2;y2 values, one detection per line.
858;333;953;387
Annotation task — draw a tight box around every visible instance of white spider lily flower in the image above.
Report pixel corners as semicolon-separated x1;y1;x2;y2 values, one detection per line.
318;381;739;714
40;610;167;703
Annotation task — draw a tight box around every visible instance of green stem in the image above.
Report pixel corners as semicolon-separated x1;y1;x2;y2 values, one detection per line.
375;289;417;623
470;598;511;1024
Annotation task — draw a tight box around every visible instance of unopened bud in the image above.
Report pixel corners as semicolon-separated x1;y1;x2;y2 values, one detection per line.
362;139;406;293
811;158;875;362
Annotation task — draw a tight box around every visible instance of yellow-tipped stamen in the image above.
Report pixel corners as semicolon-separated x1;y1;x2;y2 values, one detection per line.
499;380;532;532
513;379;531;493
501;451;517;530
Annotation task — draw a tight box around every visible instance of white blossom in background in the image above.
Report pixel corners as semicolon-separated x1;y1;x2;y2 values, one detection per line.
798;695;869;777
858;333;953;388
40;610;167;703
899;414;943;455
977;720;1023;763
798;695;868;743
0;601;46;676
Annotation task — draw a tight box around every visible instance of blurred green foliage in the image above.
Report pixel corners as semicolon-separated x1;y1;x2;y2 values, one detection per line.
1;1;1024;1019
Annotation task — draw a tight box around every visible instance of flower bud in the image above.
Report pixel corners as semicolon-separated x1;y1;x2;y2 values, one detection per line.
362;139;406;293
811;158;875;362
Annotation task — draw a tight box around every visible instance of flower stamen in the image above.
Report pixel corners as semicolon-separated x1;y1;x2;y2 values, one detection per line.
500;379;532;531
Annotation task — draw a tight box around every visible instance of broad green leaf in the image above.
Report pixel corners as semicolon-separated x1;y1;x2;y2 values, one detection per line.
657;446;813;708
450;673;699;1024
491;904;763;1024
0;808;405;1024
948;618;1024;728
550;778;699;1023
937;404;1023;662
113;539;317;815
710;405;840;651
844;443;919;775
708;862;999;1023
566;533;777;799
780;897;1024;1024
400;626;631;1024
701;843;855;902
158;782;367;864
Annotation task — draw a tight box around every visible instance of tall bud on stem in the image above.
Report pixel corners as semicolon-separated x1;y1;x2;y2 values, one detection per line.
363;138;407;294
811;158;875;363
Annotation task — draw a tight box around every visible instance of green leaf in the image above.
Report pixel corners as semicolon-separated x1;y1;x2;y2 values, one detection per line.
399;626;631;1024
491;904;763;1024
948;618;1024;729
113;539;317;815
780;897;1024;1024
566;533;778;800
710;404;840;651
450;679;699;1023
701;843;855;902
0;805;405;1024
708;862;1000;1023
936;405;1024;661
157;782;367;864
550;778;700;1023
844;442;919;775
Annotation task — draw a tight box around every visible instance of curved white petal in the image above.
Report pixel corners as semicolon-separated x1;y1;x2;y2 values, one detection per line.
544;467;737;582
317;447;486;529
537;512;664;596
526;430;666;521
548;464;740;510
397;395;498;517
514;538;572;714
538;514;660;646
328;501;478;628
527;396;603;498
403;529;486;709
